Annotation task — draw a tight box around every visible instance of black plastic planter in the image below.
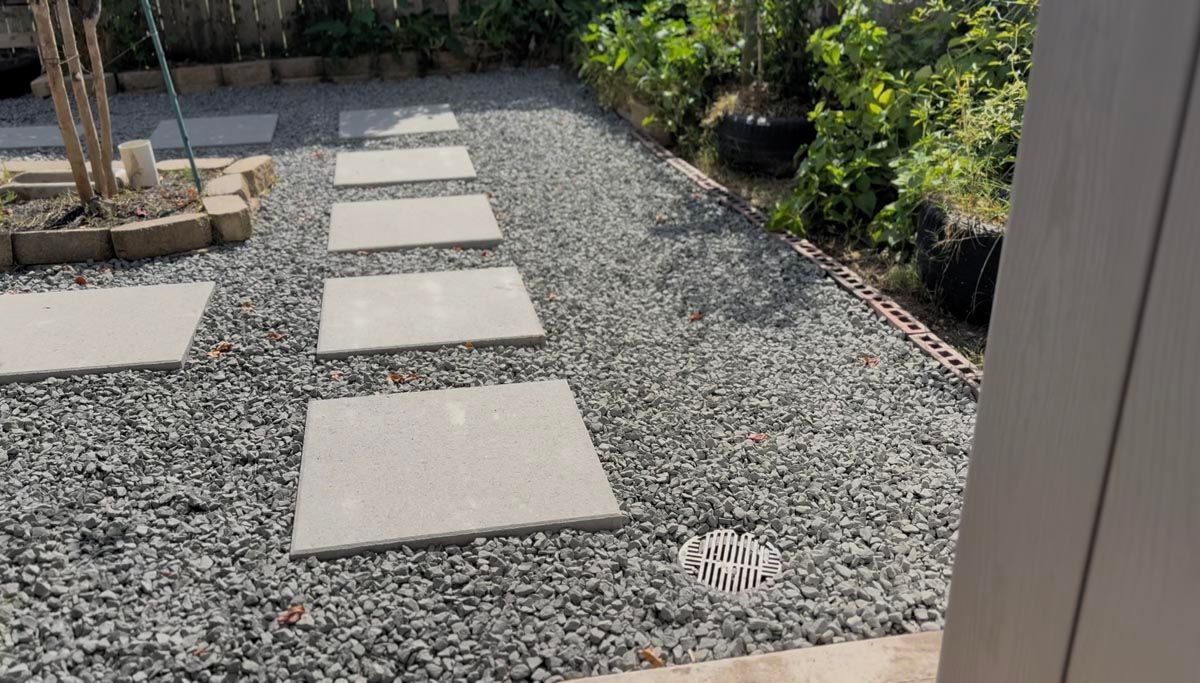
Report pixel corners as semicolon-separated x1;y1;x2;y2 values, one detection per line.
0;50;40;99
716;113;815;177
915;200;1004;324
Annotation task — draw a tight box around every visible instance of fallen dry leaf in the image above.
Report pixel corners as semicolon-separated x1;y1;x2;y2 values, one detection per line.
265;331;286;342
355;250;369;256
688;311;704;322
73;275;88;286
860;354;881;368
240;300;255;313
654;212;668;225
190;645;209;657
747;432;769;443
481;250;491;257
452;246;464;252
135;207;148;217
329;370;345;381
277;604;306;626
639;648;665;668
207;341;234;358
386;371;421;384
462;341;475;349
691;192;704;200
546;292;559;301
485;191;495;199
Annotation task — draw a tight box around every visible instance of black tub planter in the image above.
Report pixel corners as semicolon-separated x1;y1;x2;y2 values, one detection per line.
916;200;1004;324
716;113;815;177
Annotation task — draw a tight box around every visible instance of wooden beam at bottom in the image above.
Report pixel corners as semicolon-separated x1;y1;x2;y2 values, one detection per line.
587;632;940;683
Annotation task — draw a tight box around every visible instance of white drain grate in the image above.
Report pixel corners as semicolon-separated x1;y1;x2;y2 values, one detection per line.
678;529;783;593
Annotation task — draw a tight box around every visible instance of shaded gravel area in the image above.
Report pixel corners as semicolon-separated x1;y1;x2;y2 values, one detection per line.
0;69;975;682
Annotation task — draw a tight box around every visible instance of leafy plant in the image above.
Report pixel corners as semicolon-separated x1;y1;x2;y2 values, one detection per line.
304;4;394;59
399;8;459;65
769;0;1037;247
578;0;741;150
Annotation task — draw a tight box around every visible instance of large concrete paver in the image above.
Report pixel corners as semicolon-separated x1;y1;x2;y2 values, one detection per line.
0;125;71;149
333;147;476;187
339;104;459;139
315;266;544;358
149;115;278;148
328;194;501;252
290;380;626;559
0;282;215;383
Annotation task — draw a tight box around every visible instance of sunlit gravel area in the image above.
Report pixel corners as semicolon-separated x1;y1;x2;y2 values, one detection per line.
0;68;975;682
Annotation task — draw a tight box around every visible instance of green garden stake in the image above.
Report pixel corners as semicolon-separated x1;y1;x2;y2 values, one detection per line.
138;0;202;194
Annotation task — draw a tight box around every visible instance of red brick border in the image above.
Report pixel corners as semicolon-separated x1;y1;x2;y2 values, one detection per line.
628;129;983;396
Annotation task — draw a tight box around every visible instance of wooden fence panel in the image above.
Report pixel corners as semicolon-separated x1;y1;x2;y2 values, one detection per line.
232;0;264;59
208;0;239;61
1;4;36;51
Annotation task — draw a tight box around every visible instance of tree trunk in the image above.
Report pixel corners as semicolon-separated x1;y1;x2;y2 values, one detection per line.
55;0;108;199
82;17;117;197
29;0;93;203
740;0;759;87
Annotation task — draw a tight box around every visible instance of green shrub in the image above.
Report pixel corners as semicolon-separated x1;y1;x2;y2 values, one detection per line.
304;4;395;59
769;0;1037;246
578;0;742;149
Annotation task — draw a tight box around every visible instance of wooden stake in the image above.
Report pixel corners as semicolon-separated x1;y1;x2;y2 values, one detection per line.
55;0;108;199
29;0;93;203
82;16;117;197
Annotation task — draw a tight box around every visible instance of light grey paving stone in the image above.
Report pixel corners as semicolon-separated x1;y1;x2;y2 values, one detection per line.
327;194;501;252
339;104;459;139
316;266;544;358
149;114;278;148
0;282;214;383
333;146;476;187
0;125;73;149
290;380;625;559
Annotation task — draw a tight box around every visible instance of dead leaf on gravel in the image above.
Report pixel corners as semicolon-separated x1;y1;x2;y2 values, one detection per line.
73;275;88;286
546;292;559;301
191;645;209;657
860;354;881;368
747;432;768;443
265;331;286;342
462;341;475;349
355;250;369;255
277;604;306;626
240;300;255;313
639;648;665;668
207;341;234;358
688;311;704;322
654;212;668;225
329;370;345;381
386;371;421;384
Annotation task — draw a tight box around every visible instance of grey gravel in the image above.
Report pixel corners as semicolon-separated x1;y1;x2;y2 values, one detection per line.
0;68;975;681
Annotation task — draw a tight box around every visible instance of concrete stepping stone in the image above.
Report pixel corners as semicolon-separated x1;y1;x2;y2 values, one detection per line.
149;114;278;148
290;380;625;559
327;194;501;252
333;146;476;187
316;266;544;359
0;282;214;384
0;125;74;149
339;104;459;139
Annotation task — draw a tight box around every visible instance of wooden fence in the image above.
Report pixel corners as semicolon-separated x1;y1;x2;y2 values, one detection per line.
0;0;459;62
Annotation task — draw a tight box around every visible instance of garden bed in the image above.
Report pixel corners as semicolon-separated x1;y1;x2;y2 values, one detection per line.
1;155;274;267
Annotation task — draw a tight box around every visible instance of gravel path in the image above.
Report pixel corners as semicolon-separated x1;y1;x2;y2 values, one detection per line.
0;69;975;682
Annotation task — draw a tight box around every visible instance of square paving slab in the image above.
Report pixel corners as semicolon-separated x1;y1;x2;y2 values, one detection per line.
290;380;625;559
327;194;502;252
149;114;278;148
339;104;459;139
333;146;476;187
0;282;215;383
316;267;544;358
0;125;73;149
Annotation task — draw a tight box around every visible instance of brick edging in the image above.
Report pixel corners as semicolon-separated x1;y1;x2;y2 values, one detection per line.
628;129;983;396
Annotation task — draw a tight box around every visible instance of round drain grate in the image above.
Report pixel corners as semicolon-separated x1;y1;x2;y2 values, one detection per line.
678;529;783;593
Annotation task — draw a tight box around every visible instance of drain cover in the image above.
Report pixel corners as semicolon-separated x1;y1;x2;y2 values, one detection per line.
678;529;783;593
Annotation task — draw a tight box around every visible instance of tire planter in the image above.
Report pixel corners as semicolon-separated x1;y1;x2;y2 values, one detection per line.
915;200;1004;324
0;51;41;99
716;113;815;177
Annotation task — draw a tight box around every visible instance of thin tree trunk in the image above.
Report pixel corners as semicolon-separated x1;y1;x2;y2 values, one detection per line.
29;0;93;203
55;0;107;199
740;0;759;87
82;17;117;197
